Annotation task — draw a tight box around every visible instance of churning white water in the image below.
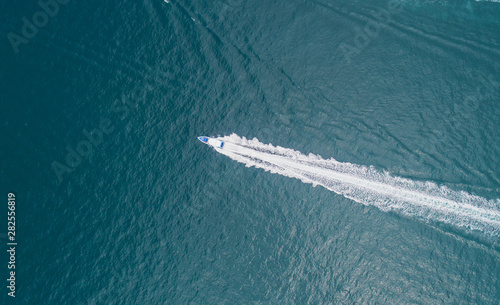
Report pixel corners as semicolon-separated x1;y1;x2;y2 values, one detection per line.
213;134;500;236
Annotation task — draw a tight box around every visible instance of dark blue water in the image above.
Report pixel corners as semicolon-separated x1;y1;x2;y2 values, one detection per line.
1;0;500;303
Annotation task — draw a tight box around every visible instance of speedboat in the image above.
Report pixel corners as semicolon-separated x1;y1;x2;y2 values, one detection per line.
198;136;224;148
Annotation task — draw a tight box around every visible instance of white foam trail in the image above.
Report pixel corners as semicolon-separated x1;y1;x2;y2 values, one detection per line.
215;134;500;236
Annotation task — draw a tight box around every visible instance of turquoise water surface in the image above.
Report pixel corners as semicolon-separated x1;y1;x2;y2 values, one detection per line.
1;0;500;303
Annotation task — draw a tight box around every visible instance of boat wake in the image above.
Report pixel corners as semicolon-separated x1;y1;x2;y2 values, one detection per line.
214;134;500;236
